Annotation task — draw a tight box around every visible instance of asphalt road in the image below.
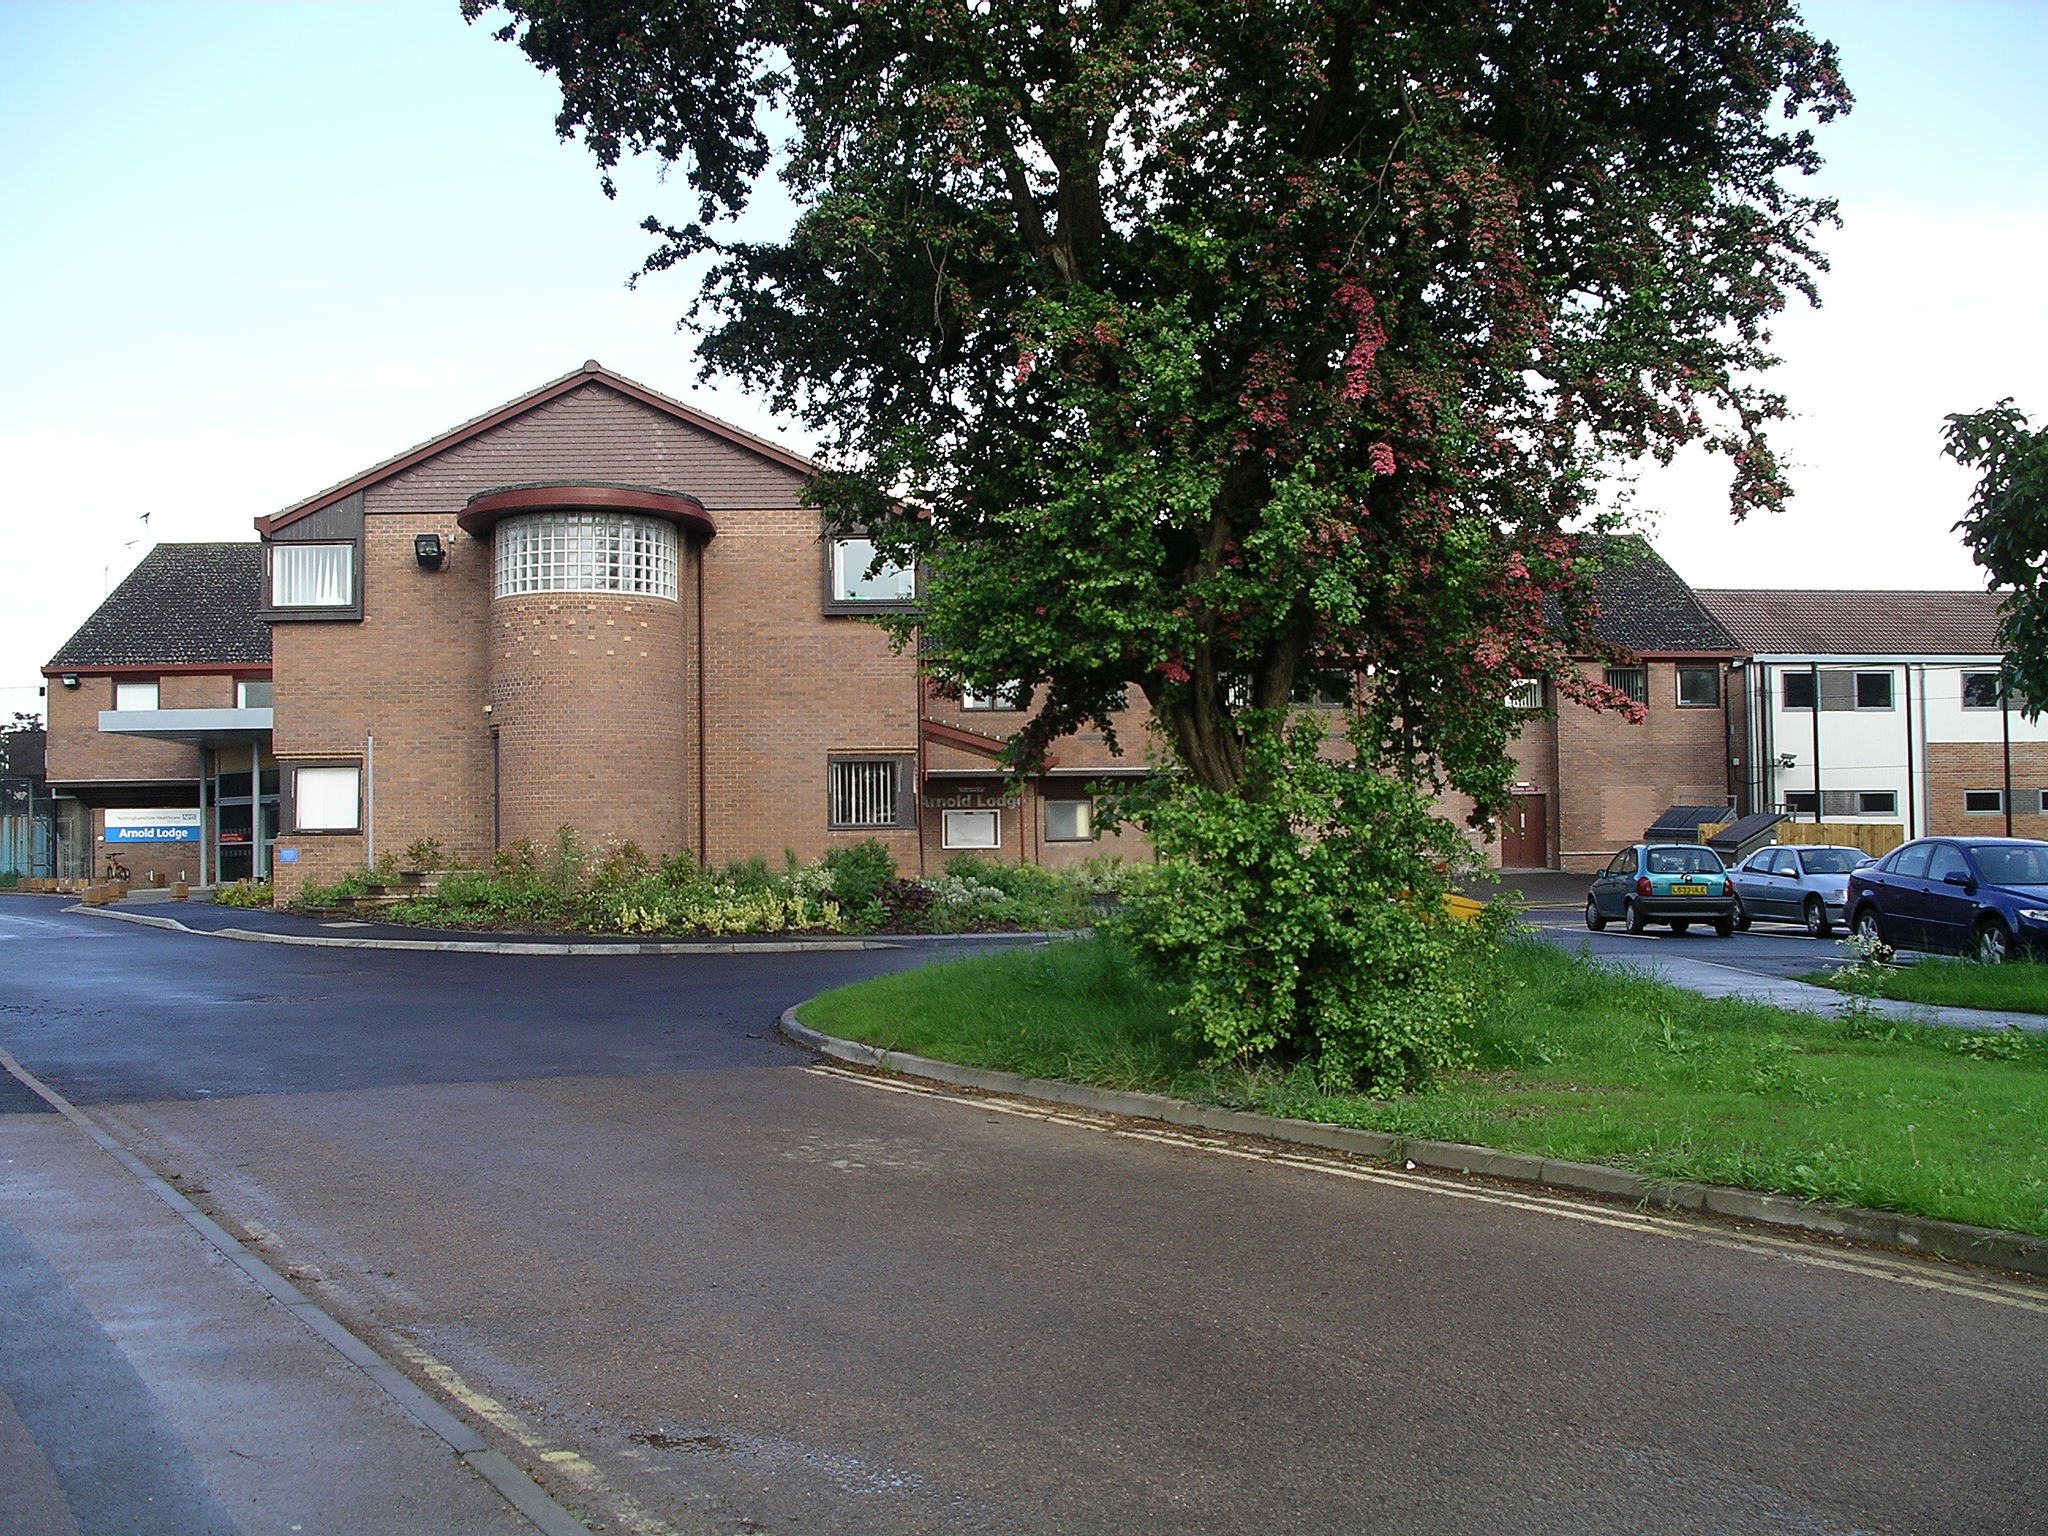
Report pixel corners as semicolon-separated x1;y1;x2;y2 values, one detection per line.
3;894;2045;1535
1520;901;1855;979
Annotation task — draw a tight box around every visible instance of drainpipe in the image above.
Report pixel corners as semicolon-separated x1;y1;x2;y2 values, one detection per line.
1904;664;1917;840
2003;677;2015;836
365;734;376;869
1809;663;1822;823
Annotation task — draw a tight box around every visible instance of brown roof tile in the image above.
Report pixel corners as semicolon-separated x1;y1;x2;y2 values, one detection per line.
1694;589;2005;656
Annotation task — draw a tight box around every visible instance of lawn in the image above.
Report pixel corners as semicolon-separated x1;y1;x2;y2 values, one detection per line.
799;936;2048;1238
1802;957;2048;1016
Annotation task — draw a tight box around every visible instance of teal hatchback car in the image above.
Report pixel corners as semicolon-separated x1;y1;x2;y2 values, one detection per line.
1585;843;1736;936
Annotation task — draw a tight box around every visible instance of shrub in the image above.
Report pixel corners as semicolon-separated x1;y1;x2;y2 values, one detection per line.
1112;716;1483;1094
402;835;444;871
822;839;898;921
213;879;274;908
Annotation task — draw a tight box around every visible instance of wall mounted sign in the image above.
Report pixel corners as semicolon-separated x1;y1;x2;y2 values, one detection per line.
921;791;1020;811
104;807;202;843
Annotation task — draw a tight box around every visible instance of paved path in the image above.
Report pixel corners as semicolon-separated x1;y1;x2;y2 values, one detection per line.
3;893;2046;1534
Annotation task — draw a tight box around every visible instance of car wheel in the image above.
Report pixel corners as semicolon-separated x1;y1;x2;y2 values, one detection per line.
1804;897;1833;939
1732;895;1751;932
1584;897;1607;932
1713;912;1736;937
1976;919;2014;965
1626;900;1649;935
1670;920;1692;934
1854;908;1883;946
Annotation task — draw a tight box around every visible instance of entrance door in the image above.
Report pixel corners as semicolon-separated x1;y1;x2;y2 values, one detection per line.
1502;794;1548;868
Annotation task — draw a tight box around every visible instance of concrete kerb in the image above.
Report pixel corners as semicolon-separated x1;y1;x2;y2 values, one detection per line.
0;1044;590;1536
777;1006;2048;1282
66;901;1068;956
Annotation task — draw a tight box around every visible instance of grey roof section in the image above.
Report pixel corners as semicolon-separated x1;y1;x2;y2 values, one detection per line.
47;544;270;668
1578;541;1740;653
1696;589;2005;657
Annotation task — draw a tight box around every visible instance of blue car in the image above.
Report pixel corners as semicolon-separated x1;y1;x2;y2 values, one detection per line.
1586;843;1736;936
1846;837;2048;963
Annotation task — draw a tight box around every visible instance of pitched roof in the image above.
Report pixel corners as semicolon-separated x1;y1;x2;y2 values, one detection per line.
1581;540;1739;653
1694;589;2005;656
45;544;270;669
259;361;817;534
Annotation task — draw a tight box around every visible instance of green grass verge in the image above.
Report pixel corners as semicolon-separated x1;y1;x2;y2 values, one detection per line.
799;936;2048;1237
1799;957;2048;1016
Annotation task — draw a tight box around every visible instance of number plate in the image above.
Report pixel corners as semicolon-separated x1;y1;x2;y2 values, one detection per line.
1669;883;1709;895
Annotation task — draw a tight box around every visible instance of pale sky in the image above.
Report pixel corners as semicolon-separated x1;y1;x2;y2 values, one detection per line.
3;0;2045;723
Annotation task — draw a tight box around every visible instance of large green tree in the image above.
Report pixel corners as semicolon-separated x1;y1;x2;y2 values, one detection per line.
1947;401;2048;714
470;0;1844;805
470;0;1846;1084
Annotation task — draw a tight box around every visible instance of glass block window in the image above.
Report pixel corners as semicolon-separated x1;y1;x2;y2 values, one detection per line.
494;513;678;600
828;757;910;829
271;543;355;606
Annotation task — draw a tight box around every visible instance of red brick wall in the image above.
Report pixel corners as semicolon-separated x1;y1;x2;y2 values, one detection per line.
1554;661;1733;872
44;675;211;787
1924;742;2048;838
490;582;692;855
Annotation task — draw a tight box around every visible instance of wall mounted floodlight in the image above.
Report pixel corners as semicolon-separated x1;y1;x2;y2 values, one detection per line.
60;674;79;689
414;533;446;571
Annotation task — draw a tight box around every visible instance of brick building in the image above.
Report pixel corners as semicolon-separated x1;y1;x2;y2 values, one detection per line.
1699;588;2048;843
50;363;2000;890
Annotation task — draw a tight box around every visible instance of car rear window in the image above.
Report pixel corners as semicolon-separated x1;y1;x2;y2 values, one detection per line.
1972;845;2048;886
1646;847;1723;875
1800;849;1863;875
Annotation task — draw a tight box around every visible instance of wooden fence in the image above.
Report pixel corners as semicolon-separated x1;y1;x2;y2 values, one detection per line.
1702;820;1904;858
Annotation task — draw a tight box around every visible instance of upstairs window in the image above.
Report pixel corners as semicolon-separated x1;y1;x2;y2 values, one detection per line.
237;679;273;709
1604;667;1647;704
495;512;677;600
1505;678;1546;711
113;680;159;711
1965;789;2004;814
1045;799;1095;842
828;537;917;607
1963;671;2007;710
270;543;356;607
1675;666;1721;707
961;682;1028;711
1782;671;1816;710
1855;671;1894;709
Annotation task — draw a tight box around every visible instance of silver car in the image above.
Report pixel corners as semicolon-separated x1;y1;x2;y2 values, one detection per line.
1727;844;1874;937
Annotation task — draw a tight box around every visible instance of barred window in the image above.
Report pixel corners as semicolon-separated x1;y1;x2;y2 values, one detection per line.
1604;667;1647;704
494;513;678;600
828;757;911;829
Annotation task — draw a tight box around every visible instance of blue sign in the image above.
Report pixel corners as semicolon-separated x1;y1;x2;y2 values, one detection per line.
104;808;202;843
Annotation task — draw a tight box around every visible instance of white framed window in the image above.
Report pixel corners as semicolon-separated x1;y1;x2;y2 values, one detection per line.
828;757;911;829
828;537;916;604
1855;671;1894;710
293;765;361;831
237;679;273;709
1045;800;1094;842
1965;789;2004;814
962;682;1028;711
1505;678;1545;710
942;809;1001;849
113;680;159;711
495;513;678;600
1676;666;1721;708
270;543;356;607
1783;791;1818;815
